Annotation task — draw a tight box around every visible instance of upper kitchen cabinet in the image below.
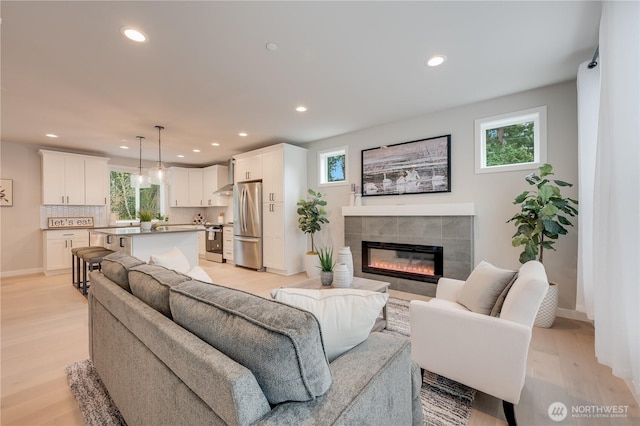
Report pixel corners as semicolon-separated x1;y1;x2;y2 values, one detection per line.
39;150;109;205
203;165;229;207
169;165;229;207
234;154;263;183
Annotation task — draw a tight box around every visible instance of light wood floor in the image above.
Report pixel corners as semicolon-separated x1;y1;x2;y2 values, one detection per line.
1;261;638;425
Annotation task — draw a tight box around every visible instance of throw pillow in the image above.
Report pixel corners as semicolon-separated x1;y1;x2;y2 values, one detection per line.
270;288;389;362
149;247;190;274
457;261;517;315
186;265;213;283
489;272;519;317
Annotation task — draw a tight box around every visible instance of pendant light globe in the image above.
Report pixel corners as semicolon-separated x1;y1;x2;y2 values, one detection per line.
130;136;151;188
148;125;167;185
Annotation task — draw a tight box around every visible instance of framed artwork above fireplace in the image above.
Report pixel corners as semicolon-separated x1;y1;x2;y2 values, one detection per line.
361;134;451;197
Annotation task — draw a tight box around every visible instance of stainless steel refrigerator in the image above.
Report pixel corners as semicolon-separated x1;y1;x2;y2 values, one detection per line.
233;181;263;270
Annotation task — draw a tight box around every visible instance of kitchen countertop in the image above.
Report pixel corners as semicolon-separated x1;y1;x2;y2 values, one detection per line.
42;223;205;231
88;225;206;236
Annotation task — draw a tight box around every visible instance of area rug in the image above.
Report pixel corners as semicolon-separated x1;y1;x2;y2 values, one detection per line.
65;297;475;426
381;297;477;426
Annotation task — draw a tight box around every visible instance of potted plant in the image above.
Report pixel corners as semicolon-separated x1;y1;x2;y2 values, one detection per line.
507;163;578;327
138;210;155;231
297;189;330;277
317;246;335;286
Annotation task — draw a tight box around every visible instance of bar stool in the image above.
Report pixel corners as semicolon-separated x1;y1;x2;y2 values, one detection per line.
80;249;115;295
71;246;105;288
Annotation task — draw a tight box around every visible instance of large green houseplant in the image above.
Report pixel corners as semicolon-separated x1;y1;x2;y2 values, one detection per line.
508;163;578;263
507;163;578;327
297;189;330;277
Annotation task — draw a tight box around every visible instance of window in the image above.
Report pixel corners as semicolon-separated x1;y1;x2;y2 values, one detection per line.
109;169;165;221
475;106;547;174
318;147;348;186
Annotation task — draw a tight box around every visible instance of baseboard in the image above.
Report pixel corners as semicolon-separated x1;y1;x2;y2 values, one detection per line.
0;267;44;278
556;307;593;324
625;380;640;406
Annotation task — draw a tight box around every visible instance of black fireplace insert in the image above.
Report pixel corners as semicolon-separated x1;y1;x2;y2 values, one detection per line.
362;241;443;283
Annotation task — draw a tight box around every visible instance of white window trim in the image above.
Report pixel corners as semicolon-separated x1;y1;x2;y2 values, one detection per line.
474;105;547;174
318;146;349;187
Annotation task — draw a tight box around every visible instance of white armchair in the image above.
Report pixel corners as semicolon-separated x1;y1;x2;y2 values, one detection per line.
409;261;548;426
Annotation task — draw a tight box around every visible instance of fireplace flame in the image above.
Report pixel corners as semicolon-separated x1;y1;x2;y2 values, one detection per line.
371;261;435;276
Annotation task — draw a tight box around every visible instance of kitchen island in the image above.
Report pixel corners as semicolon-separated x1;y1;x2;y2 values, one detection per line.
89;225;204;269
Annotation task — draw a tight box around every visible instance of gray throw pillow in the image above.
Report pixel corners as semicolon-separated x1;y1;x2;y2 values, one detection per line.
457;261;517;315
490;273;519;317
170;280;332;405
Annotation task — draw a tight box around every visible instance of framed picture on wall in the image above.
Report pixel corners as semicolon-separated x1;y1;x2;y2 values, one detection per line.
361;135;451;196
0;179;13;207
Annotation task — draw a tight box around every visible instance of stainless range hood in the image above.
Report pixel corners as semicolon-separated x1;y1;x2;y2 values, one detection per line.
213;159;234;196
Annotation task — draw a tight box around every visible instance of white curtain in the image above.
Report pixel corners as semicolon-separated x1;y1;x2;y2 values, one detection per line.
577;1;640;395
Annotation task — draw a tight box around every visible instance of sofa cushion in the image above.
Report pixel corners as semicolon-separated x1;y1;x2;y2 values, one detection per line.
170;280;332;405
129;264;191;318
270;288;388;362
101;252;145;292
149;246;191;273
457;260;517;315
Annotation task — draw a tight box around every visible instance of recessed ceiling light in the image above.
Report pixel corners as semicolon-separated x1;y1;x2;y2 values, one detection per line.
426;55;447;67
211;142;220;147
120;146;129;149
296;106;307;112
121;27;148;43
192;149;201;153
266;42;278;51
45;133;58;138
177;154;185;158
238;132;248;137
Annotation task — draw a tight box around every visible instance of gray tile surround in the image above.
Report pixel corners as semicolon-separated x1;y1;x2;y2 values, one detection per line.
345;215;473;297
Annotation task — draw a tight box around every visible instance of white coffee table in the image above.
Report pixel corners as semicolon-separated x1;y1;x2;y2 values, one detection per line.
285;276;390;332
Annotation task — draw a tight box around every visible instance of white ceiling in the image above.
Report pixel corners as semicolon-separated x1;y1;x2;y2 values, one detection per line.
1;1;601;166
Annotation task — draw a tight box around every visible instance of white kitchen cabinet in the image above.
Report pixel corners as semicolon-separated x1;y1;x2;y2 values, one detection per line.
235;143;307;275
170;166;229;207
198;230;206;258
39;150;109;205
188;169;204;206
234;154;263;183
203;165;229;206
222;226;234;263
84;157;109;205
43;229;89;275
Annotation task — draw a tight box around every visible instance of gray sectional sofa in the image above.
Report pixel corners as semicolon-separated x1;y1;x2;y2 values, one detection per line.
88;252;423;425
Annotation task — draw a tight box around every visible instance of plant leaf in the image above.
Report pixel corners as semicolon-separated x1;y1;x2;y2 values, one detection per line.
554;179;573;187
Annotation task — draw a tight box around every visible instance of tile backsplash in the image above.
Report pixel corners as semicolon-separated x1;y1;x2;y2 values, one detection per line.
41;205;108;228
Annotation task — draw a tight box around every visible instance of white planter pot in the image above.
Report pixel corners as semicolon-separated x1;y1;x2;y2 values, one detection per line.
337;246;354;285
305;253;321;278
333;263;351;288
534;282;558;328
140;221;152;231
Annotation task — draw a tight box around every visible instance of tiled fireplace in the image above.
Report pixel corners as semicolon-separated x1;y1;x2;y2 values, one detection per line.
343;204;474;297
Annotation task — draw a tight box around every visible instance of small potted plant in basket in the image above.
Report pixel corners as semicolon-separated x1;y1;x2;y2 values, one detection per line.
317;246;335;286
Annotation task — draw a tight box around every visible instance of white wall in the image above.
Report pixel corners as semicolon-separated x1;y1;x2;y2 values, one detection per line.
304;81;579;309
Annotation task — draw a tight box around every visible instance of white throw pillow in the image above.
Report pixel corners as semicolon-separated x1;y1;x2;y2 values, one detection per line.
457;260;517;315
270;288;388;362
149;247;190;274
186;266;213;283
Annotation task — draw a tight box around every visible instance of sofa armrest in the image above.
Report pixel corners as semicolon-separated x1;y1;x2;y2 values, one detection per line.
255;333;422;425
409;299;532;404
435;277;465;302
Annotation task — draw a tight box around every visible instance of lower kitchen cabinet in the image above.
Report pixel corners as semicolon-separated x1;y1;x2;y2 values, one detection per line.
43;229;89;275
222;226;233;263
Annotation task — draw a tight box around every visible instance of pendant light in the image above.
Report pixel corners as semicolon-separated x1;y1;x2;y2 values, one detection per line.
130;136;151;188
148;125;166;185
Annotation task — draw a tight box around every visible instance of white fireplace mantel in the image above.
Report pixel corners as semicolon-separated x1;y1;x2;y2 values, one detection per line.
342;203;475;217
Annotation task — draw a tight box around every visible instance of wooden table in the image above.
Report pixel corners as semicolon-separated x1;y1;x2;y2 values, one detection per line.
285;276;391;332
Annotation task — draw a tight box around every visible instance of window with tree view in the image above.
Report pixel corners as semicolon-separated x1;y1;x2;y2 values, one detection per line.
318;147;348;186
475;106;546;174
110;171;162;220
